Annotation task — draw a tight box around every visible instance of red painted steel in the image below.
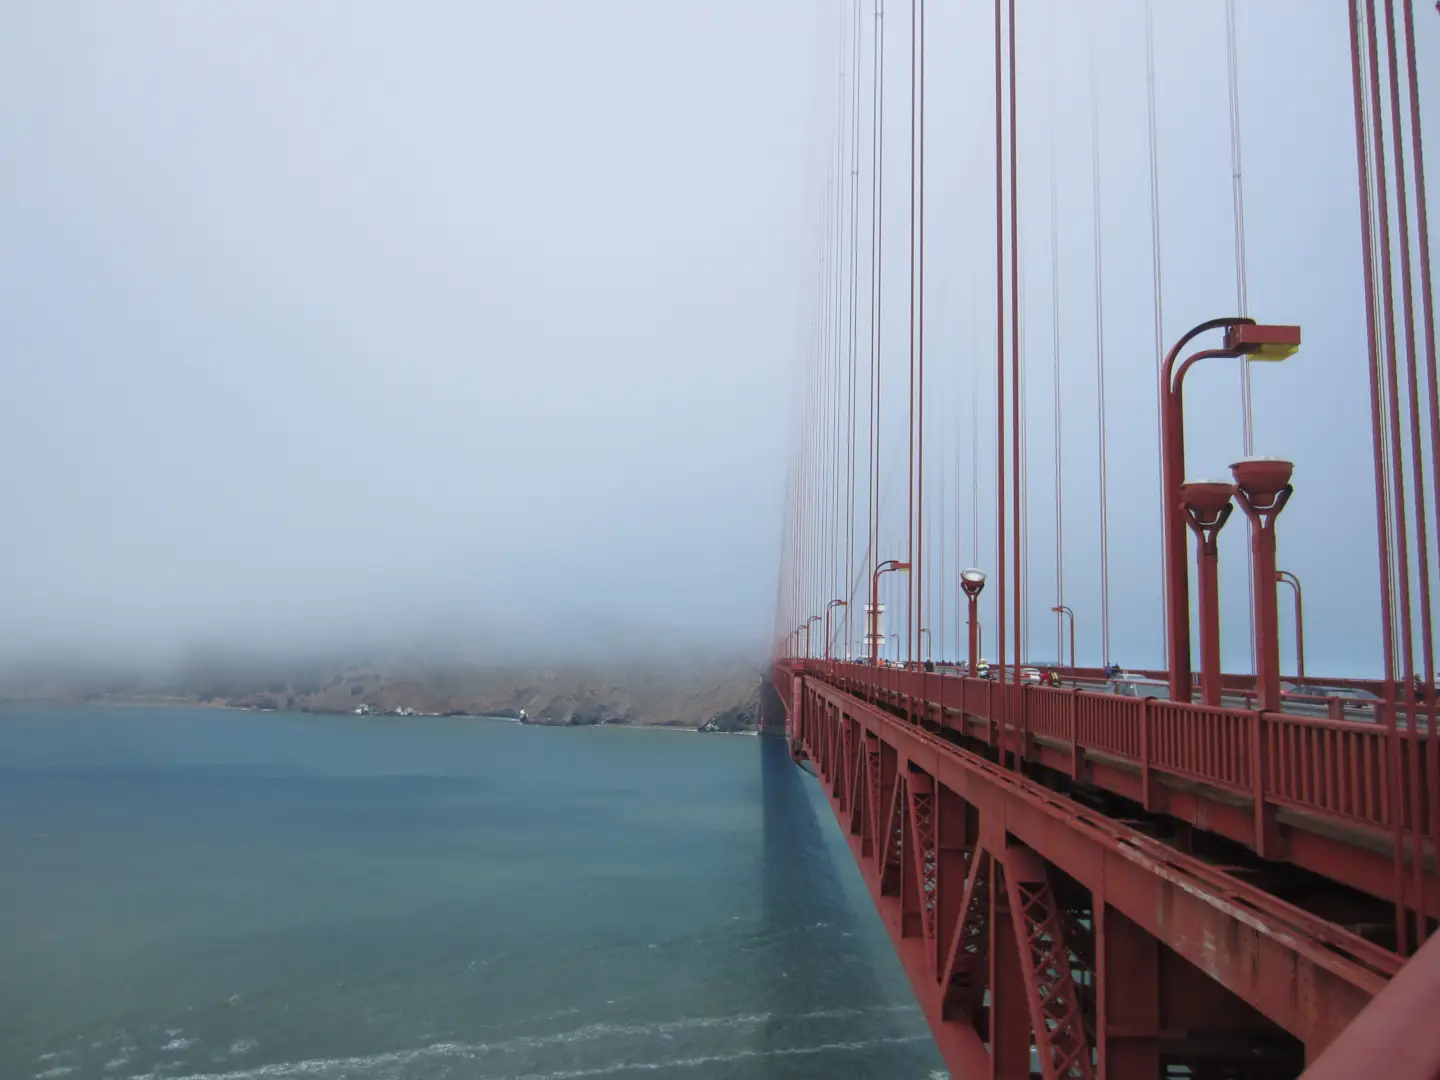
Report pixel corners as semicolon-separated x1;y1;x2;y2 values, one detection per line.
795;660;1436;880
1301;928;1440;1079
776;664;1408;1076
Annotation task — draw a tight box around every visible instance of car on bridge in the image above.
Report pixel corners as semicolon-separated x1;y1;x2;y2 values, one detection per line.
1107;671;1170;700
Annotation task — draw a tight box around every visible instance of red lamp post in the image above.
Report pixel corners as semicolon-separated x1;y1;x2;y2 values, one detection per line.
1180;481;1237;707
824;599;847;662
1232;458;1294;713
961;568;987;675
803;616;821;659
868;560;910;664
1050;604;1076;669
1276;570;1305;680
1161;318;1301;702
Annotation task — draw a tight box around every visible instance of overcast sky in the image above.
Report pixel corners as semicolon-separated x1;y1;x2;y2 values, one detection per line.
2;3;1437;676
0;1;828;667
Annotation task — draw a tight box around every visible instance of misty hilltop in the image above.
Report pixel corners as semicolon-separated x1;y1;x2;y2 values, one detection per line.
0;655;765;731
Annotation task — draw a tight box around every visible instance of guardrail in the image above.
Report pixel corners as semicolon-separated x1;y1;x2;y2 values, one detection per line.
777;658;1435;848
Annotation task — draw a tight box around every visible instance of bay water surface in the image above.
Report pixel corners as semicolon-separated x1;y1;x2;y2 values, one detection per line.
0;706;946;1079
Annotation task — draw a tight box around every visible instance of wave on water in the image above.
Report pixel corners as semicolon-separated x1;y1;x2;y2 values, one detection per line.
505;1035;935;1080
123;1004;927;1080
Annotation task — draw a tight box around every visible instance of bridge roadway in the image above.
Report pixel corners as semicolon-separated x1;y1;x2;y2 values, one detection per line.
772;659;1437;1079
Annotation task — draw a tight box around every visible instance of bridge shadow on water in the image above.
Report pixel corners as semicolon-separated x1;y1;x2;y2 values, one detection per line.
747;734;945;1078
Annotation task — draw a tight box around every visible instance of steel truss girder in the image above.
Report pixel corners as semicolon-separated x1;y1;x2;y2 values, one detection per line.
1005;843;1096;1079
788;674;1400;1076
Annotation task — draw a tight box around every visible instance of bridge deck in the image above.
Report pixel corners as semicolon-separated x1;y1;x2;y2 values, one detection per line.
806;660;1437;923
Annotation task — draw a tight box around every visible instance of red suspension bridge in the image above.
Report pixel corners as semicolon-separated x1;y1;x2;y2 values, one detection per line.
770;3;1439;1077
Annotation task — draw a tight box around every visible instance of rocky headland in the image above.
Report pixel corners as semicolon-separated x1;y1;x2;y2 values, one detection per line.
2;657;766;731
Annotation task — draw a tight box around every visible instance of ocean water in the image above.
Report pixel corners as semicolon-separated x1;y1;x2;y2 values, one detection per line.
0;706;946;1079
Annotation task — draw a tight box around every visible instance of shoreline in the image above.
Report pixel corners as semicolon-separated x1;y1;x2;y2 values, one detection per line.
7;699;759;734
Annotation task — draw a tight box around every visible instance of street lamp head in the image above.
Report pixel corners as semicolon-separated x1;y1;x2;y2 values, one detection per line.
1222;323;1302;361
1231;457;1294;508
1180;480;1237;525
827;598;847;609
961;567;987;599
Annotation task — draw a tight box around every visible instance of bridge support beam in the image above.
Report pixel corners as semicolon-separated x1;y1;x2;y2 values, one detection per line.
991;864;1032;1079
778;665;1399;1079
1097;905;1160;1080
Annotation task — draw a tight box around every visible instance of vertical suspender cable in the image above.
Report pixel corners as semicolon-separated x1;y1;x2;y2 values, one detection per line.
1365;0;1418;836
1381;0;1434;942
1088;0;1111;666
917;0;926;670
1225;0;1252;417
868;0;886;662
933;308;942;663
840;0;852;659
906;0;918;673
1224;0;1257;673
1144;0;1167;667
994;0;1007;696
1378;0;1428;947
972;288;980;569
832;43;842;658
835;36;840;650
954;353;961;658
1008;0;1021;692
1020;265;1029;663
825;160;835;639
1348;0;1405;953
1049;17;1064;668
1398;0;1440;871
823;164;835;639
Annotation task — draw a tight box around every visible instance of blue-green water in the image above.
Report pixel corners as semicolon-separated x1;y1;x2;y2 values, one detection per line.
0;706;945;1079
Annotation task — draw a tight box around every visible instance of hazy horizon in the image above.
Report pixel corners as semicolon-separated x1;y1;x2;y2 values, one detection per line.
4;4;1438;679
1;2;824;671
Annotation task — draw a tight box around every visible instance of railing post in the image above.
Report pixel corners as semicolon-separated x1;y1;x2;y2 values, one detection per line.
1019;684;1032;761
1139;697;1152;811
986;680;996;748
1069;688;1083;784
1251;709;1278;858
789;672;804;746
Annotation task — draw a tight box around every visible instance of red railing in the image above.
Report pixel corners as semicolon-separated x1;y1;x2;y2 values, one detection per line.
779;659;1434;846
1074;692;1142;760
1150;699;1252;791
1264;713;1391;828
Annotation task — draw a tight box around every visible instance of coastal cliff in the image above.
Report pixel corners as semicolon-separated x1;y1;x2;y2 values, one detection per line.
4;658;765;731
